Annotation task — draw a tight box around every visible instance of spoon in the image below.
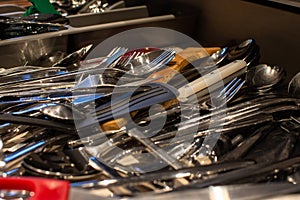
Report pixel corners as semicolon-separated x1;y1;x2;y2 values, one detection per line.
210;47;228;66
288;72;300;98
202;63;286;108
245;64;286;92
223;38;259;66
173;39;257;81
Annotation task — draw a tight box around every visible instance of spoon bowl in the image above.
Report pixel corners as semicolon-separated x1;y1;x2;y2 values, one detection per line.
288;72;300;98
246;64;286;91
211;47;228;65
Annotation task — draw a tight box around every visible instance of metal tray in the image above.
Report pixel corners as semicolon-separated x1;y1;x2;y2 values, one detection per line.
0;12;197;68
67;6;149;27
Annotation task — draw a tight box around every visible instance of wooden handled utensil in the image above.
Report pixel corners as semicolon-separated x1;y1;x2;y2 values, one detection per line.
100;60;247;131
148;47;221;83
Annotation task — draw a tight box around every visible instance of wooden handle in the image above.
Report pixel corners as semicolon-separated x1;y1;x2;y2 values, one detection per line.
148;47;221;83
177;47;221;61
101;118;127;131
101;47;221;131
147;54;189;83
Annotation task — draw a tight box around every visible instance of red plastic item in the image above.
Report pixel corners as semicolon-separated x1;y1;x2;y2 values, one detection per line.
0;177;70;200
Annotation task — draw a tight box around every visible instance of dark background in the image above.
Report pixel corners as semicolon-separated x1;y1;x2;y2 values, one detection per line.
167;0;300;80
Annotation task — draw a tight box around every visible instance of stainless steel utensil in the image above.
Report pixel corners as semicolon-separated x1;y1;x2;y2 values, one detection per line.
96;60;247;131
200;77;245;110
288;72;300;98
72;161;254;189
246;64;285;92
115;49;175;76
52;44;93;68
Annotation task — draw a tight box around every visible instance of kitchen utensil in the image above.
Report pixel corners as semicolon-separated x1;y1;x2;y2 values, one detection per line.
52;44;93;68
147;47;221;83
0;47;127;90
0;66;46;76
87;60;247;131
113;47;159;68
93;82;178;122
4;134;70;169
288;72;300;98
210;47;228;65
76;49;175;89
0;114;75;132
167;39;258;89
72;160;254;189
176;156;300;190
201;77;245;110
132;183;300;200
75;60;247;174
0;18;68;40
22;150;103;182
80;46;138;69
115;49;175;76
0;67;66;86
222;38;259;66
179;96;300;129
219;124;274;162
246;64;286;92
0;177;108;200
79;46;128;70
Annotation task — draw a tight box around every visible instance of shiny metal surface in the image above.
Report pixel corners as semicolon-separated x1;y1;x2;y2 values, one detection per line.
0;14;176;67
246;64;286;91
0;9;298;199
67;5;148;27
288;72;300;98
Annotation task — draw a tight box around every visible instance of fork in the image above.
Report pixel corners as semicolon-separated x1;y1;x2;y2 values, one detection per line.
77;47;128;85
126;49;175;76
200;77;246;111
114;51;145;70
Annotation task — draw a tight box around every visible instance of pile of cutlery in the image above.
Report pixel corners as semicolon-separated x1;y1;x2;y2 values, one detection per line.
0;38;299;200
